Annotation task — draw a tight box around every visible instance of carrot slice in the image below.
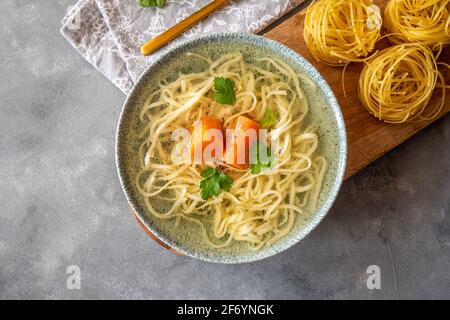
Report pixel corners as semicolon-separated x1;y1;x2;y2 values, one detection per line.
223;116;261;169
190;118;224;163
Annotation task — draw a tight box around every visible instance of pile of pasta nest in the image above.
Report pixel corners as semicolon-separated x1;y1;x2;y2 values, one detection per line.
304;0;450;123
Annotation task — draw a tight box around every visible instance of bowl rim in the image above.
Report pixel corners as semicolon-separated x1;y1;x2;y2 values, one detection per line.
115;32;347;264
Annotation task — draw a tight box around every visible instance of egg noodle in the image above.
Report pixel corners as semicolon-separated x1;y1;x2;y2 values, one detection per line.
358;43;449;123
303;0;382;66
135;53;327;250
384;0;450;50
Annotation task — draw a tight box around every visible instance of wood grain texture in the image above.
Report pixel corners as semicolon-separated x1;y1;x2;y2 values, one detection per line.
264;0;449;179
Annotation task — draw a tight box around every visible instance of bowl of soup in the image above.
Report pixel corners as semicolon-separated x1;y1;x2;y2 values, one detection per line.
116;33;347;263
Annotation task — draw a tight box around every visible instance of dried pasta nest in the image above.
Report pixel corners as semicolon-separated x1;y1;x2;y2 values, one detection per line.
384;0;450;50
358;43;448;123
303;0;382;66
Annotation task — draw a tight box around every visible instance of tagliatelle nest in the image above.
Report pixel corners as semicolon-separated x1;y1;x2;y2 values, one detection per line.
303;0;382;66
384;0;450;50
358;43;448;123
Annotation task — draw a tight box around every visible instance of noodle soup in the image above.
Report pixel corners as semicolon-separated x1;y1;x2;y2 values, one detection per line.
116;34;346;263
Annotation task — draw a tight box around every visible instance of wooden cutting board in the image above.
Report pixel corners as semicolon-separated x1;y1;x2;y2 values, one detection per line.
264;0;450;179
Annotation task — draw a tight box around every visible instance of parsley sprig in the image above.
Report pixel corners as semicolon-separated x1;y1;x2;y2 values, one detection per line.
213;77;236;105
259;108;277;129
138;0;166;8
200;167;233;200
250;143;273;174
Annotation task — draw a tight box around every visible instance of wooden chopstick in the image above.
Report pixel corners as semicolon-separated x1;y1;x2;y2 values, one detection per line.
140;0;229;56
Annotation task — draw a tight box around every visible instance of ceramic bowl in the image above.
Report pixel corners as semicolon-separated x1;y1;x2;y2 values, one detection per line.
116;33;347;263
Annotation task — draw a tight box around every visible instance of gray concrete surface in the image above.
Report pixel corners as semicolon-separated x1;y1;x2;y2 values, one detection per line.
1;0;449;300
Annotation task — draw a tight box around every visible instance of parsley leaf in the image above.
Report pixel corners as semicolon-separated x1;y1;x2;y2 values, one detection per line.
200;167;233;200
200;166;216;178
259;109;277;129
218;172;233;192
138;0;166;8
250;143;273;174
213;77;236;105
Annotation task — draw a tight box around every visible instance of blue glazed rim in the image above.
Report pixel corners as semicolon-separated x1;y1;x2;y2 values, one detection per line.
116;33;347;264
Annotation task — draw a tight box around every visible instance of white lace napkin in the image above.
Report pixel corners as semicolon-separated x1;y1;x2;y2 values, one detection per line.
61;0;304;93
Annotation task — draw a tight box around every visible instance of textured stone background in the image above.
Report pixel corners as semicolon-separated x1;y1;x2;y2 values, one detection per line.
0;0;449;299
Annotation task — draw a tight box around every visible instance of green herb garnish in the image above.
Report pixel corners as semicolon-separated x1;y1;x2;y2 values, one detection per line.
213;77;236;105
250;143;273;174
138;0;166;8
200;167;233;200
259;108;277;129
